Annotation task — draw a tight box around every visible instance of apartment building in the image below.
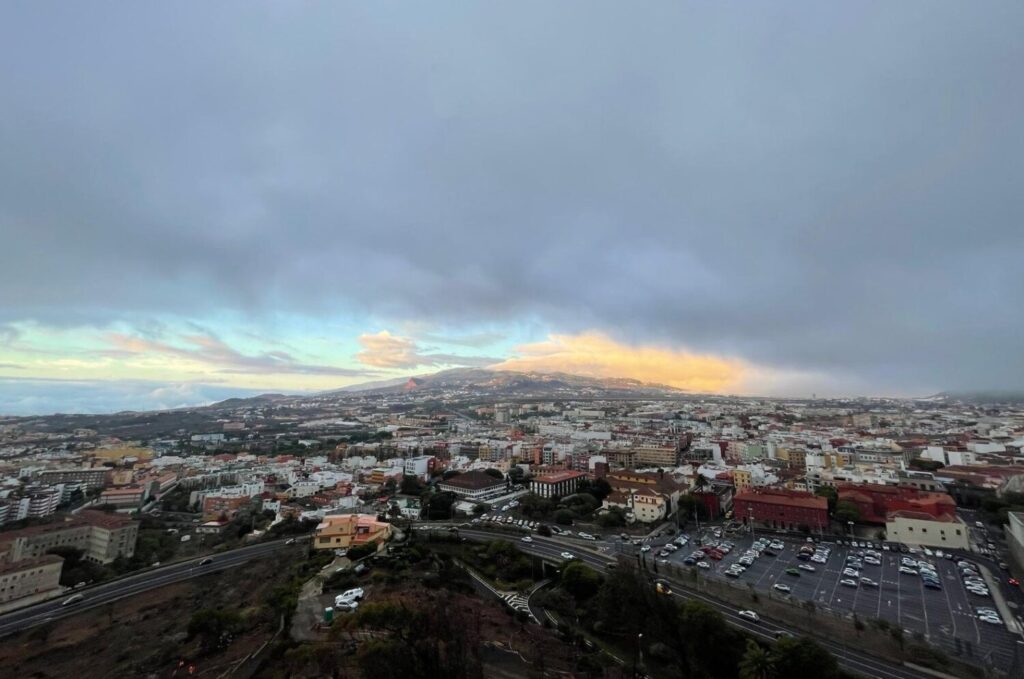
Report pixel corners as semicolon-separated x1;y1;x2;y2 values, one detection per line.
0;555;63;613
0;510;138;565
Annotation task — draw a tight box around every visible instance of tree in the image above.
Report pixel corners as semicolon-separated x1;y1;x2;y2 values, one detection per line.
400;475;425;496
561;562;602;600
815;486;838;515
472;503;490;516
739;639;775;679
188;608;242;653
554;509;574;525
834;500;861;525
508;466;527;484
484;468;504;479
596;507;627;528
771;637;839;679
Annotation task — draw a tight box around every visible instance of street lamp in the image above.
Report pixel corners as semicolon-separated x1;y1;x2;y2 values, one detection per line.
634;632;644;678
749;506;755;541
847;520;854;537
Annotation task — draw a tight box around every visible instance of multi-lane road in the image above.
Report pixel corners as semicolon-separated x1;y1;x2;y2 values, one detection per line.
0;538;302;637
451;526;987;679
2;524;1013;679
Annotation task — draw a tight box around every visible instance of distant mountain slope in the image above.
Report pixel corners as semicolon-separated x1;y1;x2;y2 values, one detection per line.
322;367;684;396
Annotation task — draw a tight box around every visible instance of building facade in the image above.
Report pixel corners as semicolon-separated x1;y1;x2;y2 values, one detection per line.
885;511;969;549
313;514;392;552
530;471;586;499
733;488;828;531
0;555;63;613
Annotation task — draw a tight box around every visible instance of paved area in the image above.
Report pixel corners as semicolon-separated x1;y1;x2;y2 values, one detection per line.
630;529;1022;672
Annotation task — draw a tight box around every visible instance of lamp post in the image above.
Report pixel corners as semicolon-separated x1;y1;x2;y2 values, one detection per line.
634;632;644;678
847;520;854;537
749;506;756;541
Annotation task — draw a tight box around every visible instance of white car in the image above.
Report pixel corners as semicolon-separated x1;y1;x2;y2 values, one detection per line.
898;567;918;575
979;615;1002;625
738;610;760;623
840;578;858;587
772;583;791;593
697;561;711;570
842;568;860;578
860;577;878;587
797;564;816;572
521;536;533;543
640;545;651;553
560;552;576;560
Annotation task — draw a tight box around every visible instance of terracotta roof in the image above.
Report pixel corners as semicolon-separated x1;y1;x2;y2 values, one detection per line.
735;489;827;511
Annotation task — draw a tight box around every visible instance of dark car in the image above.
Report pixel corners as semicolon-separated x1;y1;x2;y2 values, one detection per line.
199;557;214;565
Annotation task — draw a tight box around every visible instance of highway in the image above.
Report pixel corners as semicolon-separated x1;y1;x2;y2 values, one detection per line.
452;526;943;679
0;538;301;637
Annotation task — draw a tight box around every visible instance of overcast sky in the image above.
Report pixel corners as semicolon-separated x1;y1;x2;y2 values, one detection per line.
1;2;1022;414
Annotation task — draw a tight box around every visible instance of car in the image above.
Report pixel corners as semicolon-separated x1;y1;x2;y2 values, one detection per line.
697;561;711;569
1011;578;1020;587
738;610;760;623
655;580;672;595
724;568;740;578
658;550;671;558
62;593;85;606
773;583;792;593
979;615;1002;625
899;567;918;575
840;579;858;587
560;552;576;560
199;557;214;566
864;557;880;566
798;564;816;572
665;544;679;552
842;568;860;578
924;581;943;590
521;536;533;543
934;550;944;559
785;568;800;576
336;587;364;603
683;557;696;565
923;548;934;557
285;538;296;545
860;577;878;587
640;545;651;553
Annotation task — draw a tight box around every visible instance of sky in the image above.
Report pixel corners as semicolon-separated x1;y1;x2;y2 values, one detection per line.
1;2;1022;415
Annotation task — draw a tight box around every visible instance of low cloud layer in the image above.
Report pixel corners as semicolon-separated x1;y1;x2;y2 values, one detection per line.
495;333;745;393
356;331;499;370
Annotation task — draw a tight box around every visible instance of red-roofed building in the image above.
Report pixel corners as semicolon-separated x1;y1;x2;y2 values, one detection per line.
836;483;956;525
314;513;392;552
734;488;828;531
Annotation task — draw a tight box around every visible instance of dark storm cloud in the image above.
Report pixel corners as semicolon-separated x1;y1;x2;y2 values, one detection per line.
1;2;1022;393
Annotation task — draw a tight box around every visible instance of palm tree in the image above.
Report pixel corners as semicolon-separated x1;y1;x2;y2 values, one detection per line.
739;639;775;679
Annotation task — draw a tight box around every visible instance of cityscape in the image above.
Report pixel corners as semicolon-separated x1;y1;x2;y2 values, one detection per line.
2;2;1023;679
1;382;1024;677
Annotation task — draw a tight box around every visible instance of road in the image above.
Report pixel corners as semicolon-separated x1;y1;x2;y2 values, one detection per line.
0;538;302;637
450;526;956;679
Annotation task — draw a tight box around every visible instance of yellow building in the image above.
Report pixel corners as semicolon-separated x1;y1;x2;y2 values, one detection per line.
313;514;393;552
732;469;752;492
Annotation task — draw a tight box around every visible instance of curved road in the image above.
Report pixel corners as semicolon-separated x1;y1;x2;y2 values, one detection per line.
0;538;302;637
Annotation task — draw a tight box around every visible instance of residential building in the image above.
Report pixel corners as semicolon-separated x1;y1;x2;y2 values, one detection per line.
313;514;392;552
403;455;436;481
35;467;110;490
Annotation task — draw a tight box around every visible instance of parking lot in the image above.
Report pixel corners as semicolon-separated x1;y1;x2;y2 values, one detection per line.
641;528;1021;671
